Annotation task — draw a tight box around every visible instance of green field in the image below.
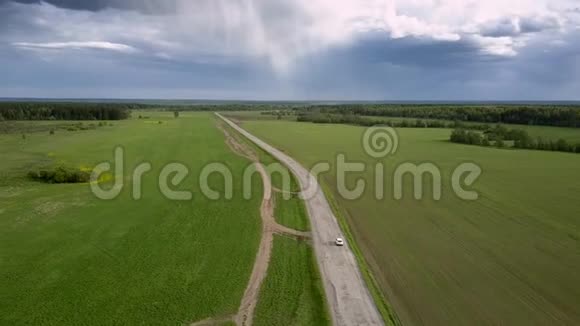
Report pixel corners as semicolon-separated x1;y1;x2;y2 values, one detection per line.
254;235;329;326
359;116;580;143
273;190;310;232
0;113;263;324
225;110;580;143
243;119;580;325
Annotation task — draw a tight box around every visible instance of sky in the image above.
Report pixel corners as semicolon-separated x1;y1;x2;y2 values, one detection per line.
0;0;579;100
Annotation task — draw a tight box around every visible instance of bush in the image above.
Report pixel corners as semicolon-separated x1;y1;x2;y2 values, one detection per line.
28;166;90;184
556;139;571;152
466;131;482;145
496;138;506;148
49;129;55;135
450;129;467;143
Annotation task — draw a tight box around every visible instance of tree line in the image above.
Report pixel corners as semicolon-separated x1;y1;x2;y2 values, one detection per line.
450;126;580;154
296;112;489;130
293;104;580;128
0;102;136;120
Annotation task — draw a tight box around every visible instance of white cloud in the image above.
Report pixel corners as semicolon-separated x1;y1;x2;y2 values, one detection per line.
12;41;139;53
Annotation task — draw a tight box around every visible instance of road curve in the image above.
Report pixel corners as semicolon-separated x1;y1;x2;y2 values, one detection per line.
217;113;384;326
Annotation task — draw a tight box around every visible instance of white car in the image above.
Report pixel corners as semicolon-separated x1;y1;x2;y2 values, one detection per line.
335;238;345;246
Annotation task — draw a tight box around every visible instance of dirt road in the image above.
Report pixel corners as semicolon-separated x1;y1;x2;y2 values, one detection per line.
216;113;384;326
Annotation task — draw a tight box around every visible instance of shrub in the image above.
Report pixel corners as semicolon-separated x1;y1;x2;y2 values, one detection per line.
450;129;468;143
556;139;571;152
466;131;482;145
496;138;506;148
49;129;55;135
28;166;90;184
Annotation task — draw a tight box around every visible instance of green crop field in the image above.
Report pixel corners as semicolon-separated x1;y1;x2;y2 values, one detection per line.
242;119;580;325
0;112;264;324
273;190;310;232
360;116;580;143
254;235;329;326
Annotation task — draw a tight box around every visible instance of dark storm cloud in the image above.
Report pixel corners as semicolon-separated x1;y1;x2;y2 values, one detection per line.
0;0;177;13
480;16;561;37
480;18;520;37
286;31;580;100
519;16;560;33
320;34;507;69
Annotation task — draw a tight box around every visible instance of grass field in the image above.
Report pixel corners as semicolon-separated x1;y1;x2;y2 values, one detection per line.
254;235;329;326
225;111;580;143
361;116;580;143
243;119;580;325
273;190;310;232
0;113;263;324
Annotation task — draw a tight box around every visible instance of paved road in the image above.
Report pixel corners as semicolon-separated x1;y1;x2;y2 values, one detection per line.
217;113;384;326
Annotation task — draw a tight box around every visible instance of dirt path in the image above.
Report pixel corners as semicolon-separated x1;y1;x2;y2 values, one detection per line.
195;122;311;326
217;113;384;326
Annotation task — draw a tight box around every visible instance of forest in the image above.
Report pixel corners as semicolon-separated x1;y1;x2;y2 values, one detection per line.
0;102;135;120
292;104;580;128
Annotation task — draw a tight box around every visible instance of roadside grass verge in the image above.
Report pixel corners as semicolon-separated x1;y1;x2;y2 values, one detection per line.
254;235;330;326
